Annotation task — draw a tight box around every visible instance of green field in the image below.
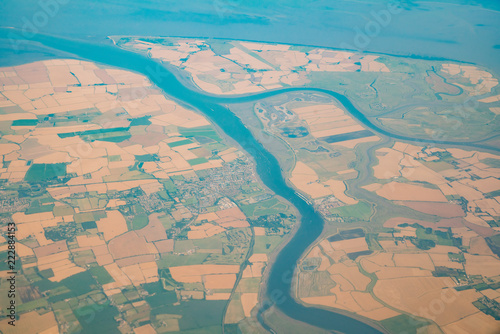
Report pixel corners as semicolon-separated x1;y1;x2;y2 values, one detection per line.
89;266;115;285
380;314;430;334
179;126;222;142
25;163;66;182
253;235;283;253
241;197;288;217
168;139;193;147
12;119;38;126
74;302;120;334
188;157;208;166
157;253;209;268
329;201;372;221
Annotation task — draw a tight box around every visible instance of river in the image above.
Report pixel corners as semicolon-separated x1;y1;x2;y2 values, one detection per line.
1;30;498;333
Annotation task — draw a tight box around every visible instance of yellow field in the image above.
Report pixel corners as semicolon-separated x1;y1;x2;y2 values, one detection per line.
206;293;232;300
442;311;500;334
329;237;368;254
464;254;500;277
170;264;239;283
0;310;58;334
96;210;128;241
327;262;370;291
203;274;237;290
290;161;357;203
188;223;226;239
133;324;157;334
393;253;435;271
241;293;259;317
373;277;481;326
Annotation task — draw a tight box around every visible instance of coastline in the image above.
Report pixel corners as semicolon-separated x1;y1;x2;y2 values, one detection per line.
1;30;498;334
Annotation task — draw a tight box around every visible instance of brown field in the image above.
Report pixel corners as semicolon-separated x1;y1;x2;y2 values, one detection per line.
329;237;368;254
464;177;500;193
393;253;435;271
170;264;239;283
17;221;51;246
375;267;432;280
478;94;500;103
351;291;384;312
254;227;266;236
290;162;332;199
452;227;479;247
116;255;155;267
374;277;481;326
323;178;358;204
96;254;114;266
362;183;382;192
243;262;266;278
329;274;354;291
464;254;500;277
376;182;447;202
360;259;383;274
212;205;249;222
449;181;484;202
77;235;106;248
301;295;341;310
464;212;491;228
427;245;461;254
327;262;370;291
399;201;464;217
104;263;132;288
33;240;67;258
17;243;34;257
468;237;495;256
122;264;146;285
393;225;417;238
319;239;347;263
373;148;404;179
188;223;226;239
133;324;157;334
12;211;55;223
442;312;500;334
203;274;237;290
109;231;152;260
249;253;268;263
463;219;496;238
481;289;500;300
154;239;174;253
241;293;259;317
363;252;395;267
334;136;379;149
50;265;86;282
136;213;169;242
357;307;400;321
309;286;362;313
196;212;219;221
37;251;71;268
428;253;463;269
142;262;159;283
96;210;128;241
378;240;416;252
0;310;58;334
206;293;232;300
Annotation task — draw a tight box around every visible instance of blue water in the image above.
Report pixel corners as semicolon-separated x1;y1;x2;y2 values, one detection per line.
1;1;500;75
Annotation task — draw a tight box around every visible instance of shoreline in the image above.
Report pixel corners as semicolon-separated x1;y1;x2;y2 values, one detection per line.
1;29;497;334
107;33;482;72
